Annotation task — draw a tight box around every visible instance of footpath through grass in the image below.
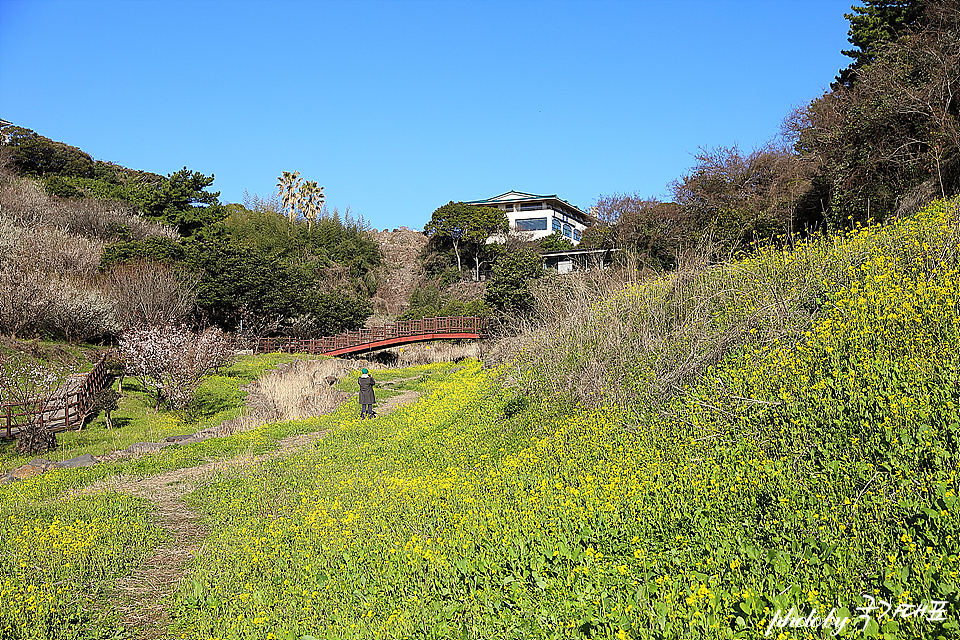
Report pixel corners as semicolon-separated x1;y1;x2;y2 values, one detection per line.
0;353;324;638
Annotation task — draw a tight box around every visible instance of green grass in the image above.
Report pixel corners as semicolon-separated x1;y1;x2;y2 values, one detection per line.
160;200;959;640
1;200;959;639
0;353;344;640
0;463;165;638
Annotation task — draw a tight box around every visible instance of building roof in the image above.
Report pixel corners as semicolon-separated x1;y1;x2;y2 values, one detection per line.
464;190;590;223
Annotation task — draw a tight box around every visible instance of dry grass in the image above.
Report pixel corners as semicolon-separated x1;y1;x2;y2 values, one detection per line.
391;341;482;367
87;429;336;639
220;346;478;434
91;466;212;638
492;201;960;409
489;240;843;408
0;171;185;339
1;222;106;276
0;169;177;241
222;359;354;433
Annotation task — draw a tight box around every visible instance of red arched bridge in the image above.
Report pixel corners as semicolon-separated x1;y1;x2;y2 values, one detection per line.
252;316;487;357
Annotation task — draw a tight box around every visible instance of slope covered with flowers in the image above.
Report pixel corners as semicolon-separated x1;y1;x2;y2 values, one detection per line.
1;199;957;639
171;199;959;639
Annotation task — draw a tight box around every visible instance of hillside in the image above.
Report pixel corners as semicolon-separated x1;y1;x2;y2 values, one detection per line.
0;140;383;340
368;227;428;318
2;198;957;639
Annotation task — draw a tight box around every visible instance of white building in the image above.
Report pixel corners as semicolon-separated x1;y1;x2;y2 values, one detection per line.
464;190;591;245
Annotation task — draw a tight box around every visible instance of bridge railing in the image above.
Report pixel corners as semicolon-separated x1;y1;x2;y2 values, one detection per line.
250;316;486;356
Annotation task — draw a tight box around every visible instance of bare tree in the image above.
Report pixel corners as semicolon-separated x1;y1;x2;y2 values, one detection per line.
789;1;960;222
47;274;117;342
594;194;684;268
0;264;51;338
670;143;813;255
101;261;199;330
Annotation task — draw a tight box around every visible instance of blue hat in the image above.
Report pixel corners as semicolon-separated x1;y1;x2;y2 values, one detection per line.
362;368;368;374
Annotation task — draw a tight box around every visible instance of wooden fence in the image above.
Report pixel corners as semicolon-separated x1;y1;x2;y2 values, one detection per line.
2;351;114;440
250;316;487;356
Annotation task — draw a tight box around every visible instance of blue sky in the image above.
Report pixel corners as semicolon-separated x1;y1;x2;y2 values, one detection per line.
0;0;853;231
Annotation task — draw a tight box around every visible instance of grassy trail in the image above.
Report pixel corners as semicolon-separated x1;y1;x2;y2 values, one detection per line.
86;381;422;638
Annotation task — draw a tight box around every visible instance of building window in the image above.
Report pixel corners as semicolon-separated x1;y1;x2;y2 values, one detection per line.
516;217;548;231
573;228;581;241
552;217;562;232
520;202;543;211
563;223;572;238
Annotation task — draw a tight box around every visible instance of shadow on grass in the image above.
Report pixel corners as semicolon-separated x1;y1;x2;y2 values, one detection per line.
110;416;133;430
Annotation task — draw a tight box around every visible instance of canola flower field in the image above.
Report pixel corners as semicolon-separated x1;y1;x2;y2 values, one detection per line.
1;199;959;639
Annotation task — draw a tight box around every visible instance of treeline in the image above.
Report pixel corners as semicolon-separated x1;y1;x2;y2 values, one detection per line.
405;1;959;321
584;0;959;268
0;126;382;342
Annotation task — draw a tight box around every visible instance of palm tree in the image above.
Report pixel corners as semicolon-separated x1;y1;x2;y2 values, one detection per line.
276;171;302;223
301;180;325;228
277;172;326;227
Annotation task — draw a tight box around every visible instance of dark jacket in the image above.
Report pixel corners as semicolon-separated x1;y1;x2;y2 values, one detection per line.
358;373;376;404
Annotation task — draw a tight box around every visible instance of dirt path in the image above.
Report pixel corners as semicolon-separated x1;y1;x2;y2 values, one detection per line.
373;387;421;417
97;385;422;638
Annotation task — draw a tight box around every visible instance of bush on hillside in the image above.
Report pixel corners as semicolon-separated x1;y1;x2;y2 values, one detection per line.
186;234;308;331
399;281;490;321
669;145;815;256
789;2;960;224
185;208;380;334
538;231;575;252
0;129;383;341
99;236;185;271
0;268;117;342
2;127;222;236
484;247;543;315
592;195;684;269
47;275;117;343
0;168;178;242
282;292;373;338
0;126;95;178
0;221;112;340
0;265;50;339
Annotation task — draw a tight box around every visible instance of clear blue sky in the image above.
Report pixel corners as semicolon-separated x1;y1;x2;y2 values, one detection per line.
0;0;853;231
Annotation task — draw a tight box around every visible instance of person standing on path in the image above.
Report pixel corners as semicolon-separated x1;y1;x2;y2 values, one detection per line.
358;368;376;418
